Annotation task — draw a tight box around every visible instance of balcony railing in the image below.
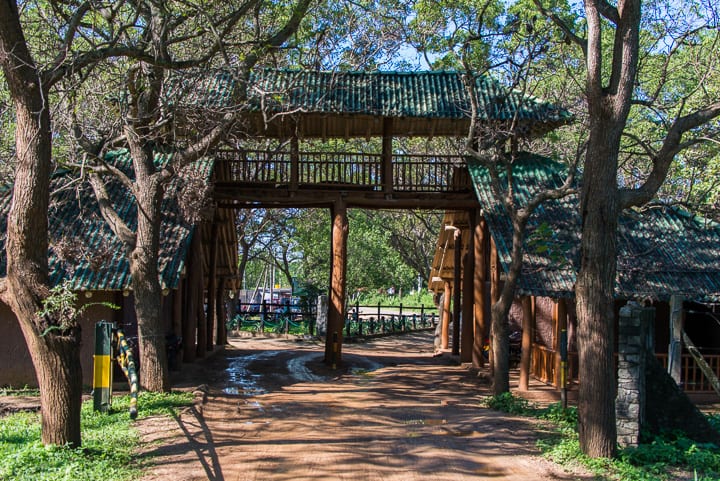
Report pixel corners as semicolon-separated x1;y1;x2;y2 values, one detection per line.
215;149;470;193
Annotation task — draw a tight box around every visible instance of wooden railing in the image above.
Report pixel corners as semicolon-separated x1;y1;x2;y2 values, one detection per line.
531;345;720;393
656;353;720;393
530;344;578;386
215;149;470;193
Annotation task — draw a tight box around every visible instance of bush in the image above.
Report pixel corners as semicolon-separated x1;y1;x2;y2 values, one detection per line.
482;392;720;480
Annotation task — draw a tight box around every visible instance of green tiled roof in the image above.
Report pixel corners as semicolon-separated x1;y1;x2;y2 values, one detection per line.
249;70;570;122
0;151;212;291
468;154;720;303
168;69;572;127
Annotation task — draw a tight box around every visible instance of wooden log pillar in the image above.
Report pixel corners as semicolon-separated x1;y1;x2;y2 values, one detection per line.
441;281;452;349
519;296;534;391
324;200;348;365
206;222;219;352
381;118;393;194
451;229;462;357
196;290;207;358
461;214;475;363
290;135;299;191
182;230;202;363
472;216;487;368
488;235;500;373
216;278;227;346
553;298;568;389
172;284;183;339
668;294;684;385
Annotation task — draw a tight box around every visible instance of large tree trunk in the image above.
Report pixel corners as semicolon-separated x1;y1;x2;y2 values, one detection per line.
130;160;170;392
491;214;529;394
575;124;622;458
1;5;83;446
19;323;83;446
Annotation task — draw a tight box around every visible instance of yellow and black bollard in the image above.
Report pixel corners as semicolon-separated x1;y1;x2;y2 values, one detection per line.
115;329;139;419
93;321;115;413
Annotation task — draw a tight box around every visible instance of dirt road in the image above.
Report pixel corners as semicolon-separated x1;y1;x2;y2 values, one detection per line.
139;332;592;480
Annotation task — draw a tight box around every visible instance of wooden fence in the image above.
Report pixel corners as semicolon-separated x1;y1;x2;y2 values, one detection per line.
228;301;437;338
531;345;720;393
215;149;469;193
343;303;438;338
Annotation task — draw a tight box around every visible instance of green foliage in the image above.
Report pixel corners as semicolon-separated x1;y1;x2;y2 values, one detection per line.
483;393;720;480
0;387;40;397
353;289;436;308
483;392;537;415
0;392;192;481
36;281;118;336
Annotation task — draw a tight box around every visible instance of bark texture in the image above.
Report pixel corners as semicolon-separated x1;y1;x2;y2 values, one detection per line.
324;201;348;364
0;1;83;446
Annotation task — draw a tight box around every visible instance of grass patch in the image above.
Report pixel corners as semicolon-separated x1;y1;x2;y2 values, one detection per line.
483;392;720;481
0;391;192;481
0;386;40;397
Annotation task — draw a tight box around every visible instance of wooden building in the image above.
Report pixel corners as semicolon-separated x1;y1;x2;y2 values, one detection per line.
0;151;238;386
1;68;577;384
429;153;720;392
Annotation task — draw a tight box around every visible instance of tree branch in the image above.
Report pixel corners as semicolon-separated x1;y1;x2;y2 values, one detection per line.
620;101;720;209
596;0;620;24
532;0;587;56
87;173;137;249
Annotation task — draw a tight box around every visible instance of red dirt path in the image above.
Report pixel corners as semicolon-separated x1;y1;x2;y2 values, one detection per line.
137;332;595;481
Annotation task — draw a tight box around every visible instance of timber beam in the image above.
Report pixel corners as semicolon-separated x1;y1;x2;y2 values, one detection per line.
214;189;478;210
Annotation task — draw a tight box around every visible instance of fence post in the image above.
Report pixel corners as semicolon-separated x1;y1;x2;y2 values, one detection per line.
316;295;328;337
668;295;684;385
355;302;362;337
261;300;267;333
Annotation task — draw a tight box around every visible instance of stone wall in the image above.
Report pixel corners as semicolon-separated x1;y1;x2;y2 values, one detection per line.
616;303;654;447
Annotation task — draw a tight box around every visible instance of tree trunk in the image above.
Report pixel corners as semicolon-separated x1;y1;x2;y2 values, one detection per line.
491;215;529;394
491;302;510;394
130;172;170;392
0;7;83;445
20;326;83;446
575;126;621;458
324;200;348;364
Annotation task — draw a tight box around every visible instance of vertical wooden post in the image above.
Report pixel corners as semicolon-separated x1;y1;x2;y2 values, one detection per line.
382;118;393;194
172;284;182;340
490;236;500;304
488;235;500;373
324;200;348;365
472;215;487;368
442;281;451;349
196;291;207;358
519;296;534;391
452;229;462;356
182;231;201;363
553;298;567;388
216;278;227;346
461;221;474;362
206;222;218;352
290;135;299;191
668;295;684;385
